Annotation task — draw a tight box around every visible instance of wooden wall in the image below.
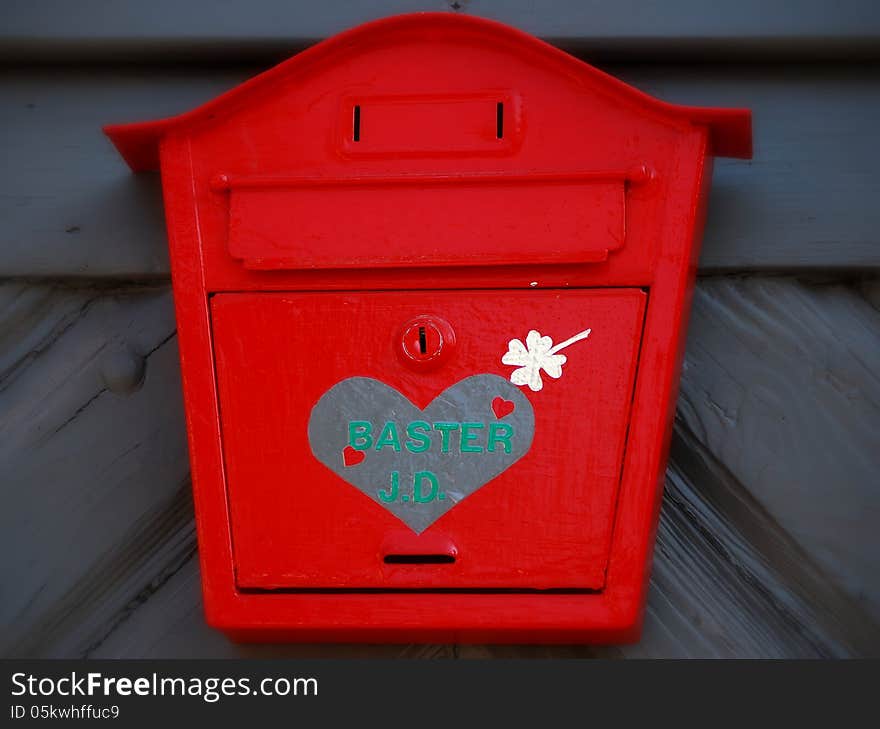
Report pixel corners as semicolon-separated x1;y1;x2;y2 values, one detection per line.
2;1;878;658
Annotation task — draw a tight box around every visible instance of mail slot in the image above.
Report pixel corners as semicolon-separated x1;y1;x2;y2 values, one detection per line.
105;13;751;643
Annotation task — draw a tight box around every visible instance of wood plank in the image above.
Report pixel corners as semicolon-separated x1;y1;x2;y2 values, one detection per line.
0;283;189;657
677;277;880;625
3;1;880;62
90;558;454;659
2;66;878;279
617;66;880;272
0;71;239;279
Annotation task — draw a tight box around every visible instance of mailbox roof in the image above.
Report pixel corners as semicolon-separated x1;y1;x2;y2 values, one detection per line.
105;12;752;172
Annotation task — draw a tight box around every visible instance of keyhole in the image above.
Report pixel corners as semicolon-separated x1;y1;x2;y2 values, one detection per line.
403;322;440;360
353;105;361;142
398;316;455;368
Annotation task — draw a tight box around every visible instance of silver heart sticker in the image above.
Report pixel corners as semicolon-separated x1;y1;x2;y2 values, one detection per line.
307;374;535;533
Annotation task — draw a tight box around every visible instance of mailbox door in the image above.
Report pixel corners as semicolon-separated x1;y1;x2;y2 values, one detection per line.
211;289;645;590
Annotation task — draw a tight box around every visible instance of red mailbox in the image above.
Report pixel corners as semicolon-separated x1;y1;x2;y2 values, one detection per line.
105;13;750;643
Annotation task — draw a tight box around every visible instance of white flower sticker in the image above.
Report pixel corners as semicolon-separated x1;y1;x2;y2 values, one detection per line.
502;328;592;392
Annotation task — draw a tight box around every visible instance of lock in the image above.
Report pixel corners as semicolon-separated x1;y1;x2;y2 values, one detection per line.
397;315;455;368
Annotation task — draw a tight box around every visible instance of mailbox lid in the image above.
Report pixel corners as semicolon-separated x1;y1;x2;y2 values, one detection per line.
224;174;626;270
211;289;645;590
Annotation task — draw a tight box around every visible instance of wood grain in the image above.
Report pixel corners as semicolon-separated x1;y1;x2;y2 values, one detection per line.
90;558;455;659
3;1;879;62
678;277;880;625
0;283;189;657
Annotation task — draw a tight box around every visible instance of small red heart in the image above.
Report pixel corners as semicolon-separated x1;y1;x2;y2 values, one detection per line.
492;396;515;419
342;445;365;467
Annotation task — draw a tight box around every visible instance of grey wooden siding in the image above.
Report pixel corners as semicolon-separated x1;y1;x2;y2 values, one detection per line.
5;1;880;61
1;3;878;658
4;66;880;278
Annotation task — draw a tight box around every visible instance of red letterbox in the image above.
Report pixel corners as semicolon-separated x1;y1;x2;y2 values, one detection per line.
105;13;750;643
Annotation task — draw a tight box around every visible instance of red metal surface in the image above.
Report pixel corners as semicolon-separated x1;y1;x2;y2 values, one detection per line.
104;12;751;643
224;174;626;269
212;289;645;590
